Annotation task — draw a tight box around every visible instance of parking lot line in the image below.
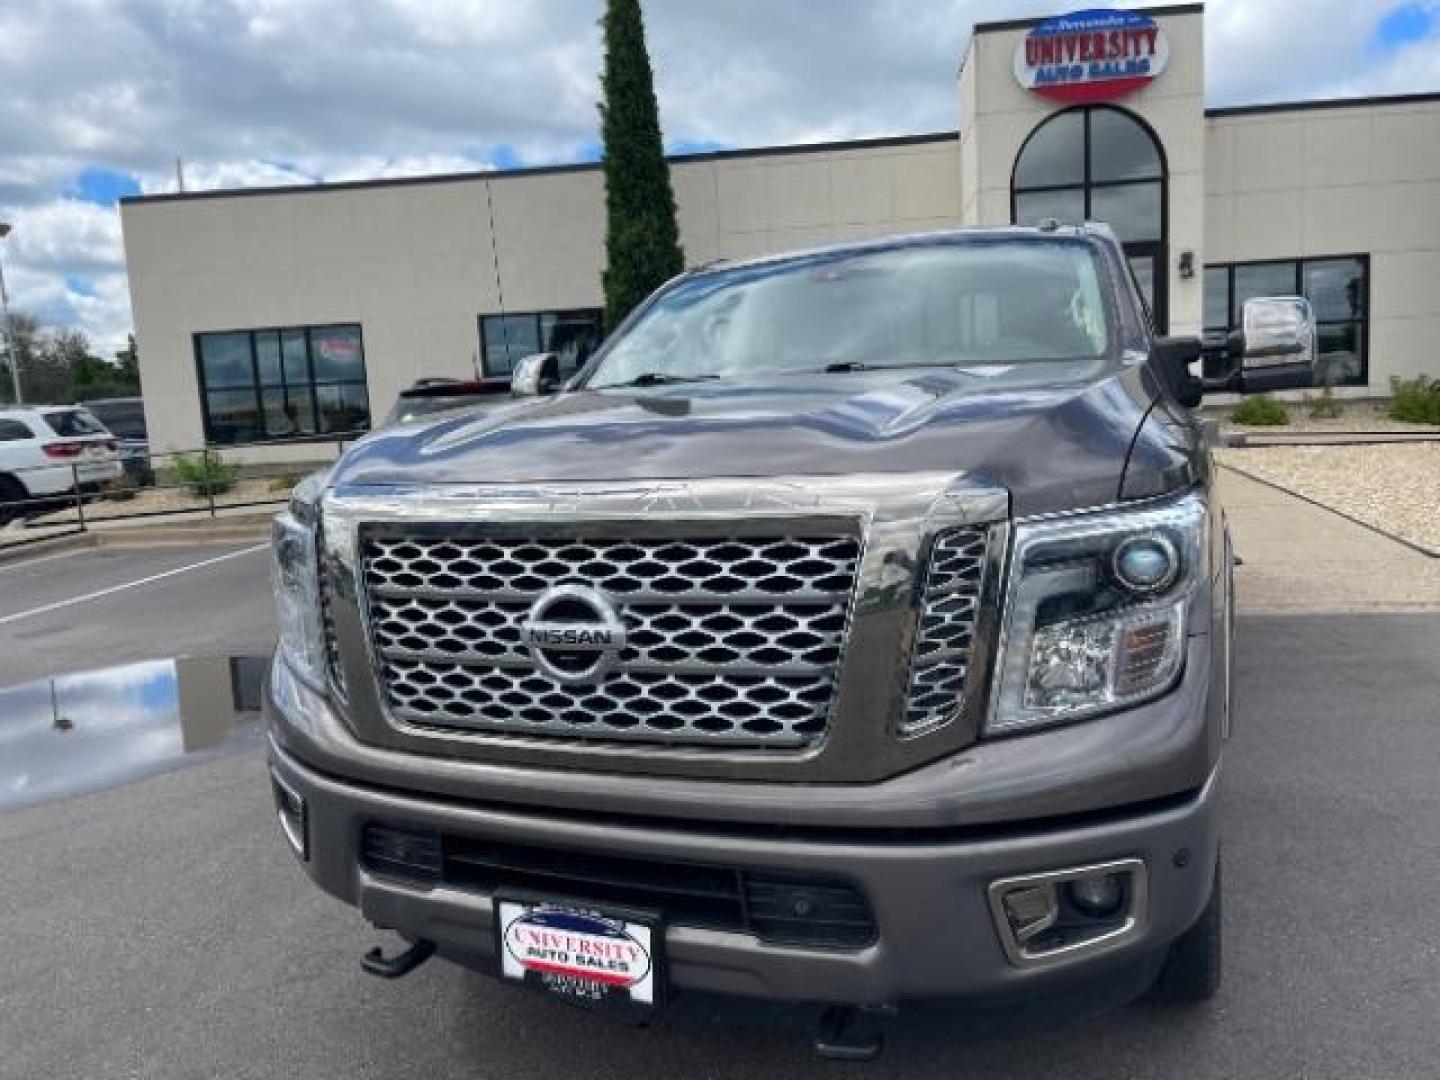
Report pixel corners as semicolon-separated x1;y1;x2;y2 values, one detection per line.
0;542;269;628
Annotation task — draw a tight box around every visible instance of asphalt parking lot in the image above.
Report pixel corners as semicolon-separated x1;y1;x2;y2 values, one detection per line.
0;540;275;685
1;530;1438;1078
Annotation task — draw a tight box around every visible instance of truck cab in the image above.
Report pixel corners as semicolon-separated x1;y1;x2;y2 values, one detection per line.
265;224;1314;1053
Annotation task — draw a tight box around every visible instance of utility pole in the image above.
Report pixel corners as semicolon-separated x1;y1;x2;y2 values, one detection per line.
0;222;20;405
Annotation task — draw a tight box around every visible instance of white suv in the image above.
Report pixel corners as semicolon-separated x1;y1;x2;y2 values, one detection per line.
0;406;123;524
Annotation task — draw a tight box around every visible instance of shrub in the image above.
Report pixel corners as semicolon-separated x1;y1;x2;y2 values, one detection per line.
1388;376;1440;425
267;472;304;494
1305;386;1343;420
171;449;239;499
1230;395;1290;426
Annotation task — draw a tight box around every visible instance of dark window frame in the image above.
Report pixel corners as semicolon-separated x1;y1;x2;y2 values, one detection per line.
1202;254;1370;387
478;309;604;378
1011;105;1170;332
193;323;370;446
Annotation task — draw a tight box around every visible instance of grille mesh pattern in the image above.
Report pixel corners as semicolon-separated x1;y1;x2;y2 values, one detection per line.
903;527;989;735
317;551;348;697
360;531;860;747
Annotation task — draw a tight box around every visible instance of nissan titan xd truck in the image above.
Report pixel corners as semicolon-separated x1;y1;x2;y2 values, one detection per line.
266;224;1316;1057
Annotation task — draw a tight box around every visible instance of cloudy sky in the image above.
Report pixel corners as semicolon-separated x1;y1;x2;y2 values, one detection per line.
1;0;1437;355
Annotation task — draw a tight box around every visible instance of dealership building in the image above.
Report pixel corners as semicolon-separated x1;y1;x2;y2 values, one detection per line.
119;3;1440;459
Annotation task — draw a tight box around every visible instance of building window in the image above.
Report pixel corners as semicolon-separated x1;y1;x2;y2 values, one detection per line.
1012;106;1169;331
195;324;369;445
479;309;604;378
1012;108;1165;240
1202;256;1369;387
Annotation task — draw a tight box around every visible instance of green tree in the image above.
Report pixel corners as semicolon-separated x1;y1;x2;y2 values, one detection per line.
46;328;109;402
115;334;140;387
599;0;684;330
0;320;140;404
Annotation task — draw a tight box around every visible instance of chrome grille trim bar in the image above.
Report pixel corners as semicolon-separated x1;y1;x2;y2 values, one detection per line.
319;473;1009;782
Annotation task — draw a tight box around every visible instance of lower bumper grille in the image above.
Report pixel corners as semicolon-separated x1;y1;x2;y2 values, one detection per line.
362;824;877;950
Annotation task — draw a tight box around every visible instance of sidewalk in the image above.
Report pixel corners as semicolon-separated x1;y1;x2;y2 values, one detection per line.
1219;468;1440;614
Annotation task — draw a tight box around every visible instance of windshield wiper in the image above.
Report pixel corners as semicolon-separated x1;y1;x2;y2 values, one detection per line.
810;361;992;374
603;372;721;388
809;361;950;374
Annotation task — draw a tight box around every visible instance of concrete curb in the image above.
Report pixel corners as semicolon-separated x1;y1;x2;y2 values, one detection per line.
1225;431;1440;447
1218;462;1440;560
0;530;98;565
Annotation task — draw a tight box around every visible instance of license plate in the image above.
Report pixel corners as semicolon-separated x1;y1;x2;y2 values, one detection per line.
496;898;661;1016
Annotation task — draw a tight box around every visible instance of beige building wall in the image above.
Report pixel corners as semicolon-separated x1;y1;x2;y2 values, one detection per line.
1205;97;1440;389
958;8;1207;336
122;135;962;458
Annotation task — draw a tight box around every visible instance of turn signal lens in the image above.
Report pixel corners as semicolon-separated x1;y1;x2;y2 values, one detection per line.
1021;604;1185;715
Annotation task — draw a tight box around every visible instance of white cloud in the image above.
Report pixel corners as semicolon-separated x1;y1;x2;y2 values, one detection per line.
5;200;123;275
0;0;1434;356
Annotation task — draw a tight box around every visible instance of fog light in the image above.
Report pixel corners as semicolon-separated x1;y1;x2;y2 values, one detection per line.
1068;872;1125;917
988;859;1148;969
999;882;1058;943
271;771;308;860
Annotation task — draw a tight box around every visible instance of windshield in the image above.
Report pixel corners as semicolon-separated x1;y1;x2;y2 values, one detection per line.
586;240;1112;388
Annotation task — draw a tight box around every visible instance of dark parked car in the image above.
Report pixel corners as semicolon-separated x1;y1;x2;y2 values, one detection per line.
267;224;1316;1056
83;397;152;485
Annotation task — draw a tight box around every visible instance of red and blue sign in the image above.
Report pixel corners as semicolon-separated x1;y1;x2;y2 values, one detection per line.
1014;9;1170;104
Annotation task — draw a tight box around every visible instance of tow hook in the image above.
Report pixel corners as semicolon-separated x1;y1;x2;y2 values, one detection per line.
361;937;436;979
813;1004;891;1061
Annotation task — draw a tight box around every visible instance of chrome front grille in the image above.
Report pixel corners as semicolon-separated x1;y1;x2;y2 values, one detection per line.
902;526;990;736
358;530;861;748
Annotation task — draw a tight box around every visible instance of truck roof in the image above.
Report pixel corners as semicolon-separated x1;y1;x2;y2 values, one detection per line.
692;222;1119;277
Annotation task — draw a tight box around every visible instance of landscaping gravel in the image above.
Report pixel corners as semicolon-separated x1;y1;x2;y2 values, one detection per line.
1217;443;1440;553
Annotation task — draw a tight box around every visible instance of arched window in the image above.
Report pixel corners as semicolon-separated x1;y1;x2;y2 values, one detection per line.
1012;106;1168;328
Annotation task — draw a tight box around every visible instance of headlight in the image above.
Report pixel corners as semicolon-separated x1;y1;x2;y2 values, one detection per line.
272;509;326;689
988;491;1207;735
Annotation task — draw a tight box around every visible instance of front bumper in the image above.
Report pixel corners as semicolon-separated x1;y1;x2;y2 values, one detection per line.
267;730;1219;1006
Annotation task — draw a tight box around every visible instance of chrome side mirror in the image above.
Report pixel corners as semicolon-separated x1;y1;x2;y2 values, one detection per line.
1232;297;1316;393
511;352;560;398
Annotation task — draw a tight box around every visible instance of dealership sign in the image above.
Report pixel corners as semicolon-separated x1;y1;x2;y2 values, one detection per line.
1014;9;1169;104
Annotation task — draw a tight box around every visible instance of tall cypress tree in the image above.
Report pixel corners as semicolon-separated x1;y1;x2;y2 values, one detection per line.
600;0;684;330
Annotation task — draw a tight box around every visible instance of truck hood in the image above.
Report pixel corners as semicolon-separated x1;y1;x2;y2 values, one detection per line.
333;367;1164;516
